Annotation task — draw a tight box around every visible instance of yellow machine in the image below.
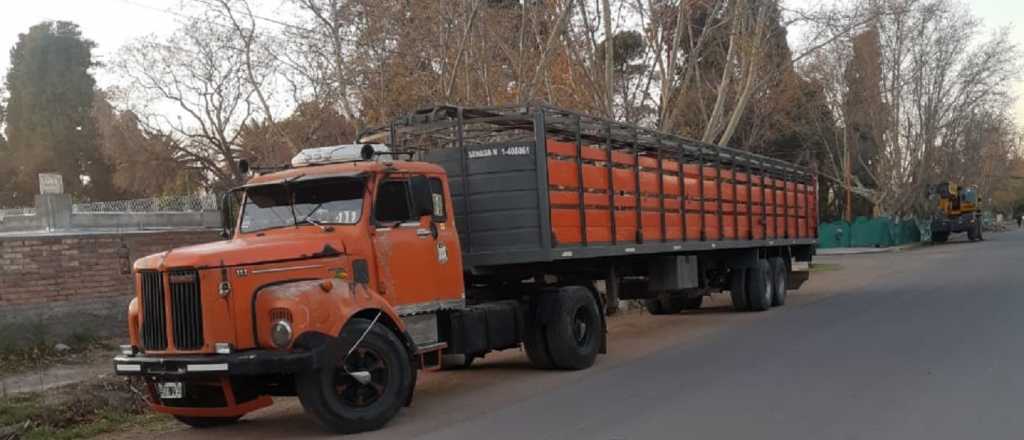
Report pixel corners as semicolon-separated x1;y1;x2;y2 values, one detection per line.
927;182;982;242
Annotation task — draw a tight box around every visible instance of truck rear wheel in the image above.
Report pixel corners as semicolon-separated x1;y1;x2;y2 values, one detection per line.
682;295;703;310
644;294;685;315
296;317;414;434
173;415;241;428
729;268;748;311
968;222;982;241
746;259;774;312
544;286;602;370
769;257;787;306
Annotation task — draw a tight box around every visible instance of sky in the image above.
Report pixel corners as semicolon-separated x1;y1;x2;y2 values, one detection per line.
0;0;1022;127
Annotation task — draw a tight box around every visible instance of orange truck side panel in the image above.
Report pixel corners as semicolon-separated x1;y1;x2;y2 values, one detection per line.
546;139;817;246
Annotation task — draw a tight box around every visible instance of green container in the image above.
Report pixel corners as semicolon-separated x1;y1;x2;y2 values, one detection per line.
851;216;893;248
818;221;851;248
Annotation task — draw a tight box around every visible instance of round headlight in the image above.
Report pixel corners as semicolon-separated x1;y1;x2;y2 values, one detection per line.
270;320;293;348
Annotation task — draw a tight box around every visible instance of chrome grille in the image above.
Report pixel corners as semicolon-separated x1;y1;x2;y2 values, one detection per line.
139;271;167;351
169;269;205;350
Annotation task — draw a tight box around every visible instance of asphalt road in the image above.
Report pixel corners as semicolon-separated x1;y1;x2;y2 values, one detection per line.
130;229;1024;440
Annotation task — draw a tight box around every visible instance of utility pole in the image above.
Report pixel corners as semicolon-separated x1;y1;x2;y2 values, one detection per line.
844;144;853;222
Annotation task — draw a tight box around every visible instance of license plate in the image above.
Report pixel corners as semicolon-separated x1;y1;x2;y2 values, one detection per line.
157;382;184;399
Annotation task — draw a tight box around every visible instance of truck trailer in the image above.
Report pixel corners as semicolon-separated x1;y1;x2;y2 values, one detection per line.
113;105;818;433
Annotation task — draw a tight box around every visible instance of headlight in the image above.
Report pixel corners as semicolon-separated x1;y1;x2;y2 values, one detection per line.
120;345;137;356
270;320;293;348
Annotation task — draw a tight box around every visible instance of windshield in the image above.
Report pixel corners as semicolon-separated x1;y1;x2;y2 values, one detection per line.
240;177;364;233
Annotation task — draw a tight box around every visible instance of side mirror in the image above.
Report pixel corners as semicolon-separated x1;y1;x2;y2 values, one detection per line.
238;159;250;175
409;176;433;218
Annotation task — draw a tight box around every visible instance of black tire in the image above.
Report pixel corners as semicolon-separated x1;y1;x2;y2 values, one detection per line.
544;286;602;370
644;294;685;315
931;231;949;243
978;224;984;241
681;295;704;310
769;257;787;307
173;415;241;428
524;293;555;369
296;318;414;434
746;259;774;312
729;268;748;311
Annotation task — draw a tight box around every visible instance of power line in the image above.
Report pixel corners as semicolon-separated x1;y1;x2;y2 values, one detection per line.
113;0;315;34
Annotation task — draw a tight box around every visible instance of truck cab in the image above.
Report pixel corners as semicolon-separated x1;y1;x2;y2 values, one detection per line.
114;145;478;433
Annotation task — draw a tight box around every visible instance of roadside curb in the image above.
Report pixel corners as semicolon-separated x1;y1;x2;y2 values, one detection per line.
817;243;923;256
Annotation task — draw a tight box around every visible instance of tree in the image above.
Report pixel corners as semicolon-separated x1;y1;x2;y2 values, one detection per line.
4;21;117;205
0;85;11;207
798;0;1020;217
238;100;357;166
92;92;196;196
113;16;260;190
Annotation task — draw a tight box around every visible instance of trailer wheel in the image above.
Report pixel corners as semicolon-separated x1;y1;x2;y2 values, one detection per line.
729;269;748;311
173;416;241;428
524;294;555;369
644;294;685;315
296;318;414;434
746;259;774;312
968;222;982;241
769;257;787;306
681;295;703;310
545;286;602;370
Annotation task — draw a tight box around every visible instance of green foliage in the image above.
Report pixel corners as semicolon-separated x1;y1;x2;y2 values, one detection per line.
3;21;118;206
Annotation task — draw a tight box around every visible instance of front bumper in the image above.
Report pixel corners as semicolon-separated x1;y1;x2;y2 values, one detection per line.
113;348;321;377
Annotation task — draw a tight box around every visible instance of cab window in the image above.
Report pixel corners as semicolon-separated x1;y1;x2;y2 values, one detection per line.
374;180;412;223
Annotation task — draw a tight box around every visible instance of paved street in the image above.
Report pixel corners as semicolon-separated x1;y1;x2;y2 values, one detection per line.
131;229;1024;440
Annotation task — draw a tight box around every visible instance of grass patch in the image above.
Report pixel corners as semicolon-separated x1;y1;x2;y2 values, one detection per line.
0;334;114;377
810;263;842;272
0;375;172;439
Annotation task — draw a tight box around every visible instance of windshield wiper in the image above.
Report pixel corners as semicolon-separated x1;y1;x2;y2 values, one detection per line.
302;214;333;232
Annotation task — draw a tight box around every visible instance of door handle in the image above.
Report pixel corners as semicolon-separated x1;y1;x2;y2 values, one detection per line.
416;228;432;238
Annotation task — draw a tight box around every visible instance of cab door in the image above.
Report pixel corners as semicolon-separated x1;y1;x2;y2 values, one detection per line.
371;175;462;311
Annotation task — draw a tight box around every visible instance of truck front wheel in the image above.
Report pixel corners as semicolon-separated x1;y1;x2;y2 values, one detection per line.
296;318;414;434
537;287;602;370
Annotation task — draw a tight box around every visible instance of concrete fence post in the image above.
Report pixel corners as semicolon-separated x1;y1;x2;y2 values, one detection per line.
34;194;72;231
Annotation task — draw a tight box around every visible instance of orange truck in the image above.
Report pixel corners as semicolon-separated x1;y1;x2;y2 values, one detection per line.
113;105;818;433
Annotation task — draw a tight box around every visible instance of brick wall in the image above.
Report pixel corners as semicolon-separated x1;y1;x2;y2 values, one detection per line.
0;230;220;347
